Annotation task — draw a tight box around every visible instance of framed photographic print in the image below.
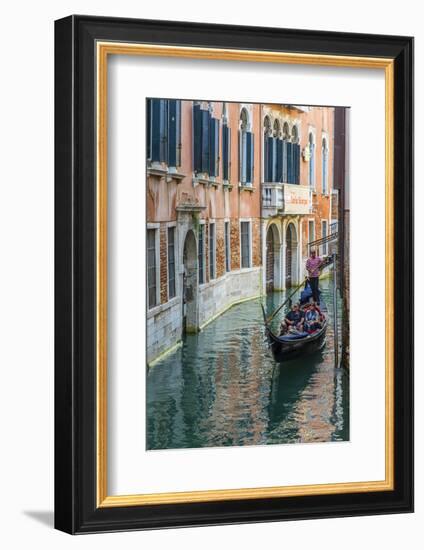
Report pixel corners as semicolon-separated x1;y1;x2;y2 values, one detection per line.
54;15;414;534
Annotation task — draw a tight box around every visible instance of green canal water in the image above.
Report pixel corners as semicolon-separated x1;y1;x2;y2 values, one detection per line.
146;279;349;450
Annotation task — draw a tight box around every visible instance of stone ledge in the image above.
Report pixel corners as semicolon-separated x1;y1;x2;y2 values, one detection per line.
238;183;255;192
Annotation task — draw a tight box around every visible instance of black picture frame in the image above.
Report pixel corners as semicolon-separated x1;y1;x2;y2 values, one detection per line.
55;15;414;534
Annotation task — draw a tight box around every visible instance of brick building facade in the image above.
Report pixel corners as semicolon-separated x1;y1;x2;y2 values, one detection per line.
261;104;338;293
146;100;262;363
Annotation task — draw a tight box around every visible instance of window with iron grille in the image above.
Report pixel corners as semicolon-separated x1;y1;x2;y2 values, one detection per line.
147;229;157;308
225;222;230;272
198;224;205;284
167;227;176;299
209;223;215;280
240;221;251;268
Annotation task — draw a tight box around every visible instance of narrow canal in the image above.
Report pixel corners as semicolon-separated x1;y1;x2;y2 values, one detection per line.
146;278;349;450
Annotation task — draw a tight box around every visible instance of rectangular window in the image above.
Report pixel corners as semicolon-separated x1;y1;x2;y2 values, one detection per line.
308;220;315;244
147;229;157;309
240;221;251;268
198;224;204;284
209;223;216;279
309;142;316;187
193;105;219;177
147;98;181;166
167;227;176;299
168;99;182;167
240;130;254;185
322;220;328;255
322;147;328;193
225;222;230;272
147;99;168;163
246;131;254;185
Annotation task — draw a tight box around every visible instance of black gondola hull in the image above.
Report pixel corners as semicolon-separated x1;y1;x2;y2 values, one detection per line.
265;322;327;362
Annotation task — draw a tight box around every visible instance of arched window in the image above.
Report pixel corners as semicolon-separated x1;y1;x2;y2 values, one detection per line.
281;122;290;182
322;137;329;194
290;125;300;184
273;119;281;138
308;132;315;188
263;116;272;182
239;108;254;185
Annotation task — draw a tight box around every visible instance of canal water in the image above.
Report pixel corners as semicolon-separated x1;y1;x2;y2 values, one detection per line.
146;278;349;450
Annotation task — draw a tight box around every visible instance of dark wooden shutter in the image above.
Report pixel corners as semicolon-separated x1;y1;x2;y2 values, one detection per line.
282;140;288;183
209;118;219;176
201;109;210;173
174;100;182;167
223;124;230;181
168;100;177;167
263;135;269;182
193;104;201;172
147;99;151;160
287;141;293;183
150;99;161;162
239;130;243;183
266;136;273;182
159;99;168;163
276;139;283;182
272;137;277;182
246;131;254;184
294;143;300;184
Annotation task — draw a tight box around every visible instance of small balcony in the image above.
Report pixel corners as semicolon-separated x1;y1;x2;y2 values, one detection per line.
262;182;312;217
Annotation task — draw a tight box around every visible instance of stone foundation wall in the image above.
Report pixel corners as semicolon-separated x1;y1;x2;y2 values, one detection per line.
147;297;182;365
198;267;261;328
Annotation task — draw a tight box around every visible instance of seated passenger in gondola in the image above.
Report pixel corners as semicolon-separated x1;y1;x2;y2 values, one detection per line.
304;302;323;333
280;303;304;335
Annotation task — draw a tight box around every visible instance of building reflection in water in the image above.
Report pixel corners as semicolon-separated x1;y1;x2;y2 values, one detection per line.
146;280;349;450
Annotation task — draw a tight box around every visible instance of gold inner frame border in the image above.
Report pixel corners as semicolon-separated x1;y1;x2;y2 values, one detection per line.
96;42;394;508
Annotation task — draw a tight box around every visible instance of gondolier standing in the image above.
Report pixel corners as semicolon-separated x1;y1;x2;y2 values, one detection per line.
306;249;323;304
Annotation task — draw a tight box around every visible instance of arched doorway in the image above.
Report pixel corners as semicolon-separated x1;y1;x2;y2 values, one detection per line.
182;230;198;333
285;223;298;288
266;224;281;293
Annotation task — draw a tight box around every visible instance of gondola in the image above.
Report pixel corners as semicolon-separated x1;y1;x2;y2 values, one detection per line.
264;318;327;362
261;279;328;362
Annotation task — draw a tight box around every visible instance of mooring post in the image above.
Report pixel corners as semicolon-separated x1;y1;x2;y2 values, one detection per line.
332;252;339;367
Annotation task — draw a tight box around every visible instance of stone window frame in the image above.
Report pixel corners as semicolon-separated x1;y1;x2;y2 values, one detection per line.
146;222;161;310
239;218;253;269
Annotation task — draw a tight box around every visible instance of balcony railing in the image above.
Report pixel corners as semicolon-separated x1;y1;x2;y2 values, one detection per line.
262;182;312;216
